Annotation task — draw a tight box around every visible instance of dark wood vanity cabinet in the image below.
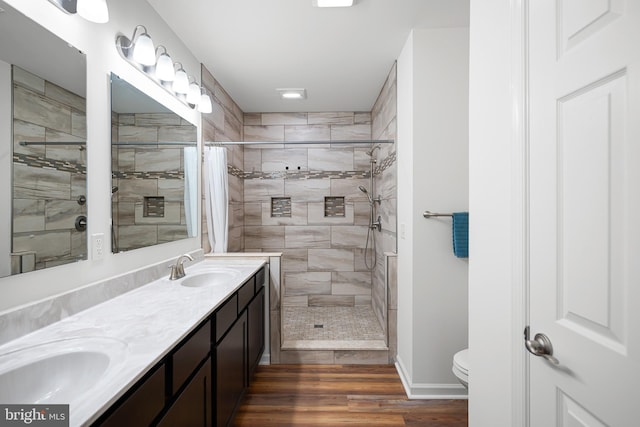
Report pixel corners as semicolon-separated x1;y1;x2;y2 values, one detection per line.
92;266;266;427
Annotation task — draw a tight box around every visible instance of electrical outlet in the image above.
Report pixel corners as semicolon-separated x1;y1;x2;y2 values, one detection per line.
92;233;105;260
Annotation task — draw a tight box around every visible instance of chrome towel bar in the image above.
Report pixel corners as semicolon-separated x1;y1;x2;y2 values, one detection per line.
423;211;453;218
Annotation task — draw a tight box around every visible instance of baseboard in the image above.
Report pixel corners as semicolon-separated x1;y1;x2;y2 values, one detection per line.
395;357;468;399
259;353;271;365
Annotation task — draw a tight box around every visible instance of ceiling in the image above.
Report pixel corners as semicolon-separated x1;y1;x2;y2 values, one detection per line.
147;0;469;113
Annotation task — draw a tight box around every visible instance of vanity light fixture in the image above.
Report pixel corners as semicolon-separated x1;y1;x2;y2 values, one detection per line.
199;88;213;114
154;46;175;81
48;0;110;23
313;0;354;7
115;26;211;114
277;88;307;100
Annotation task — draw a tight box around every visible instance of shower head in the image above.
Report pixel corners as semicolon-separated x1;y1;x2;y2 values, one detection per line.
366;145;381;157
358;185;373;204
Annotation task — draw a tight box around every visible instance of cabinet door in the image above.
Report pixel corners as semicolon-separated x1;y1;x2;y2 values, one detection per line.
158;359;211;427
216;313;246;427
247;287;265;380
98;365;165;427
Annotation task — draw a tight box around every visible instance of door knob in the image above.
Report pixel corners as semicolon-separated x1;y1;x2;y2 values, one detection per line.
524;326;558;365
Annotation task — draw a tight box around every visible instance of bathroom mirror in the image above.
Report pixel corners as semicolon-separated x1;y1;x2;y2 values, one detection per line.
110;73;198;253
0;0;88;278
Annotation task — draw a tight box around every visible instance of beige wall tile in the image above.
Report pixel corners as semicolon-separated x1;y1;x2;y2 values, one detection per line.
13;230;71;260
285;226;330;249
330;226;368;248
13;199;45;233
308;249;354;271
157;179;184;202
285;272;331;295
13;119;46;156
307;112;354;125
44;200;83;230
244;113;261;125
158;125;197;143
135;148;181;172
13;85;72;134
282;249;308;272
244;148;262;172
284;179;330;203
116;178;157;202
282;296;309;306
244;203;262;225
117;225;158;251
118;125;158;143
331;272;372;295
261;112;307;125
308;148;353;171
13;67;44;94
158;225;189;242
244;179;284;202
354;112;372;124
308;295;355;307
330;178;369;203
135;113;181;127
244;226;285;249
71;111;86;139
244;125;284;142
330;124;372;141
44;81;85;113
262;148;308;172
13;164;70;200
284;125;330;142
334;350;389;364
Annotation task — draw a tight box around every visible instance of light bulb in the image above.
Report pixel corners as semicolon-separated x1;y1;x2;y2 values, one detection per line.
172;69;189;94
77;0;109;23
187;82;201;105
155;53;175;81
198;93;213;113
132;33;155;66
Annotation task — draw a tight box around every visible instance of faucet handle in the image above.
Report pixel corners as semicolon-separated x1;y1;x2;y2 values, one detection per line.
168;264;180;280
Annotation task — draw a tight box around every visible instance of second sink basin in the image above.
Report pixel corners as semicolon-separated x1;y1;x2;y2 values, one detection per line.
0;337;128;404
180;268;239;288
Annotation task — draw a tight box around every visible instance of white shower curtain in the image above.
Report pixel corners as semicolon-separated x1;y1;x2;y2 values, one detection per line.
203;146;228;253
183;147;198;237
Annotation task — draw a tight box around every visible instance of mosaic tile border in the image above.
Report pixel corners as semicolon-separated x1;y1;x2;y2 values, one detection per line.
112;171;184;180
13;153;86;175
375;150;396;176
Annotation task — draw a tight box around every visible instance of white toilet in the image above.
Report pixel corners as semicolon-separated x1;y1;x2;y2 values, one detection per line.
452;348;469;389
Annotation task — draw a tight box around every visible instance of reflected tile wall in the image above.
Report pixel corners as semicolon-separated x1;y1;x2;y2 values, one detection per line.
12;67;87;270
112;112;194;252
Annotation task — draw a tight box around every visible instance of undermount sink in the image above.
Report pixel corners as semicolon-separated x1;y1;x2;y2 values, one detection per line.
180;269;240;288
0;337;127;404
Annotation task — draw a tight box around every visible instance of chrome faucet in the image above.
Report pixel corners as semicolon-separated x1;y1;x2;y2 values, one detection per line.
169;254;194;280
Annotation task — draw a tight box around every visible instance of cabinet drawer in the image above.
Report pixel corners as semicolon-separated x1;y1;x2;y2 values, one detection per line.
172;320;211;394
215;294;238;342
99;365;164;426
237;276;255;313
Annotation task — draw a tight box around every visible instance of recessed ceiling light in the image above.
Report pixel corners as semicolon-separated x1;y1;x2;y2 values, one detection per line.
277;88;307;100
313;0;354;7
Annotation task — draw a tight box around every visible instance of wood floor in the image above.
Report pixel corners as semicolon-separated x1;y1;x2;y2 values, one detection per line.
233;365;468;427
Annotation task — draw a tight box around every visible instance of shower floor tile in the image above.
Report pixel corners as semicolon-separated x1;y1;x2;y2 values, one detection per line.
282;306;387;350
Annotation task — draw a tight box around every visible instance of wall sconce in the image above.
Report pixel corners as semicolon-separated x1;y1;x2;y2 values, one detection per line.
115;25;213;114
155;46;175;82
48;0;109;23
116;25;156;66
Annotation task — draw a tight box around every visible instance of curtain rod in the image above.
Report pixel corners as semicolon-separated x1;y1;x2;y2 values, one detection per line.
205;140;394;146
20;141;197;146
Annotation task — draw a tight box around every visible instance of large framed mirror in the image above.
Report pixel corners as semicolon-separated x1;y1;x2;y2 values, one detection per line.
110;73;198;253
0;1;87;277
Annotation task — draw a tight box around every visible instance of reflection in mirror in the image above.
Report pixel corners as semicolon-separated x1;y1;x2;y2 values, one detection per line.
0;0;87;277
110;73;197;253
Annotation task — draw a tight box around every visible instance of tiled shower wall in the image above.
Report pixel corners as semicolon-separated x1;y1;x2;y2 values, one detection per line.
241;112;376;307
111;112;197;252
11;66;87;271
371;63;398;355
200;65;245;253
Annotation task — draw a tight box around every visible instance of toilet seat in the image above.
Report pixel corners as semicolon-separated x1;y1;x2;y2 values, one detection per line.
452;349;469;388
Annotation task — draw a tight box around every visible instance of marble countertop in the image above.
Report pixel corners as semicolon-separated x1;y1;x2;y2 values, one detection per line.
0;258;266;426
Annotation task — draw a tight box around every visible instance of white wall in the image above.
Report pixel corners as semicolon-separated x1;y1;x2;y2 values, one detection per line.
0;60;11;277
0;0;202;311
396;28;469;397
468;0;517;424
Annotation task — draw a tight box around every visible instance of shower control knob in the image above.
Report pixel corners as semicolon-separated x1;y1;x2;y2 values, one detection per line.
75;215;87;232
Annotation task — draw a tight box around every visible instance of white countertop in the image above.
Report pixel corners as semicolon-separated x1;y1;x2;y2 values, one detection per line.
0;258;266;426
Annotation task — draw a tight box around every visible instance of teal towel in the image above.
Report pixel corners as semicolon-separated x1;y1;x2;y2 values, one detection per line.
452;212;469;258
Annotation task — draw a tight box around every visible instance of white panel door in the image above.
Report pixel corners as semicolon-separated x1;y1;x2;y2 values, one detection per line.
528;0;640;425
